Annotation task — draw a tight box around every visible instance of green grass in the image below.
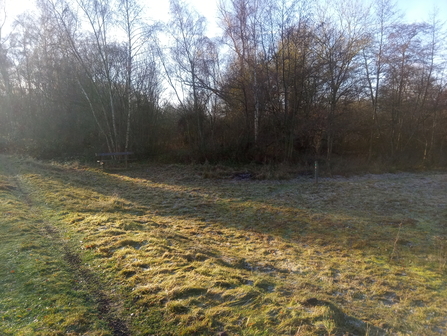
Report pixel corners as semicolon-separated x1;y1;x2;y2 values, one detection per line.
1;155;446;335
0;159;111;335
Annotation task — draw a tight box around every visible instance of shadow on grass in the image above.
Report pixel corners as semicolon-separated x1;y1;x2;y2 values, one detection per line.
15;159;446;335
21;160;440;273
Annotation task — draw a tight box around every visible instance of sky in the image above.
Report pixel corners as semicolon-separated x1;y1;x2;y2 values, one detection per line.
192;0;447;24
1;0;447;37
398;0;447;22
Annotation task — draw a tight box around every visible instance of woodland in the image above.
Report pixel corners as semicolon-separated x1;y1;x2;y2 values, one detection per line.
0;0;446;170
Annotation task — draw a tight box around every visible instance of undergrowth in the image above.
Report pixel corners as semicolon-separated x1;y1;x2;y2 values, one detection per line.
1;155;446;335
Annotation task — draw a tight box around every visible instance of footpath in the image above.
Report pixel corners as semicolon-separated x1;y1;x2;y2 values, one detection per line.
0;155;128;336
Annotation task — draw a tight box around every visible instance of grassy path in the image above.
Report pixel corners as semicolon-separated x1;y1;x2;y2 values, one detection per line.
1;155;446;335
0;156;127;335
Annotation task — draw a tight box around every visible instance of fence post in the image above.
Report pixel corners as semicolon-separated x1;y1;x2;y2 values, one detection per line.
314;160;319;184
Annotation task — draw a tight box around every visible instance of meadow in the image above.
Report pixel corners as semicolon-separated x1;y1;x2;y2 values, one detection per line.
1;155;446;335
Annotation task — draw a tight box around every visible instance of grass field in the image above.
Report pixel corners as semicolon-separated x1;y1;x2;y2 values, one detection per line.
1;155;446;336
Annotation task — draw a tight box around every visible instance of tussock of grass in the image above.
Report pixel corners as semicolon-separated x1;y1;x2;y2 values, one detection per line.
1;156;447;335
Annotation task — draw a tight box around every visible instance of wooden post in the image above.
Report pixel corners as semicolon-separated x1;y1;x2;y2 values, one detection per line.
314;160;319;184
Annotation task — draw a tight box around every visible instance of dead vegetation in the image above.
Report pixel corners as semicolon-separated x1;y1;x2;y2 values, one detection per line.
1;155;447;335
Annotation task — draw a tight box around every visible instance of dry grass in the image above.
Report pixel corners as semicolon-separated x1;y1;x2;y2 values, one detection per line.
1;155;446;335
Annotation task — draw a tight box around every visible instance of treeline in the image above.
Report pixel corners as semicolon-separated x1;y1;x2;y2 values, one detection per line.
0;0;446;168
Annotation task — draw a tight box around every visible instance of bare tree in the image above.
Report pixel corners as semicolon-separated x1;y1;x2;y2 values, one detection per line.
0;0;13;138
41;0;116;152
362;0;401;162
381;22;431;160
42;0;157;153
218;0;263;148
166;0;210;157
117;0;147;153
420;11;446;165
262;0;310;161
313;0;370;166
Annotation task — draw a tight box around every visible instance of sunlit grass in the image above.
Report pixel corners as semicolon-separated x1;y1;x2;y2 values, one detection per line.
1;155;446;335
0;160;111;335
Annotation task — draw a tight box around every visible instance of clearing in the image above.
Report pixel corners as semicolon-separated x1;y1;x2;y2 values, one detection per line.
0;155;446;335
